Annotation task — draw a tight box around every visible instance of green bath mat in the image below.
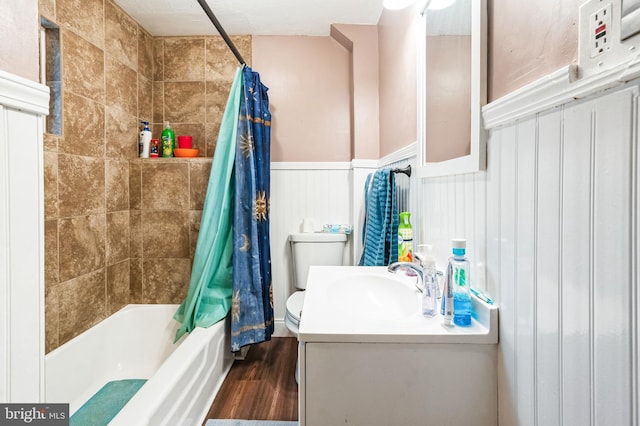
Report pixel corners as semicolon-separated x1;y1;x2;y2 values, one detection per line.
70;379;147;426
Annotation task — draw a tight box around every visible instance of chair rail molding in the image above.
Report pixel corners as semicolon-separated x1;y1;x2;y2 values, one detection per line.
483;59;640;129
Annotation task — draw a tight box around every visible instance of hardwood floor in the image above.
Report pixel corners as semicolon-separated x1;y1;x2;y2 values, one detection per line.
203;337;299;424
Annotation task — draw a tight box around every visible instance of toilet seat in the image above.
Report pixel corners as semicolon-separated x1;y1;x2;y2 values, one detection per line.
285;290;305;335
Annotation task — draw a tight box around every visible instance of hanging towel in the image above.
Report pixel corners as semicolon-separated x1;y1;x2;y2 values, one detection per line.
358;168;398;266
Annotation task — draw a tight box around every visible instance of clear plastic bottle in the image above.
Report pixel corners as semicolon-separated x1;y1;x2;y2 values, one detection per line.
450;238;472;327
421;252;439;317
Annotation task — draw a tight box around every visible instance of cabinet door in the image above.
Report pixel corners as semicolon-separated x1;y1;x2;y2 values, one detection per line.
302;342;497;426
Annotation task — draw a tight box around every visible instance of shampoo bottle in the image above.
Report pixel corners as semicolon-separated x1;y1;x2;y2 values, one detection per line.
139;121;151;158
398;212;413;262
161;121;176;157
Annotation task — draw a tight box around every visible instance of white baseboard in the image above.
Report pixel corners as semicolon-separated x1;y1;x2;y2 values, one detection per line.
272;319;295;338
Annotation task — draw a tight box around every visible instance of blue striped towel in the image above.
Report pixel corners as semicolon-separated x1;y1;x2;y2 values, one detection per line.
358;168;398;266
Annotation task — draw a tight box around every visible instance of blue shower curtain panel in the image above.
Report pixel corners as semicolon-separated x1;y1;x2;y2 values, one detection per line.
231;66;273;352
173;68;243;341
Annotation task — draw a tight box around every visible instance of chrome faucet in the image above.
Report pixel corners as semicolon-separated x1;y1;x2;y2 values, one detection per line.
387;261;424;293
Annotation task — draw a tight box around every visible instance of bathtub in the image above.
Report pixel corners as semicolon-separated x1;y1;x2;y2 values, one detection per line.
45;304;233;425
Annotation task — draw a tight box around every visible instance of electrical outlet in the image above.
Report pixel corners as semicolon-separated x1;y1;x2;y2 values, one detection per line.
579;0;640;79
590;3;612;58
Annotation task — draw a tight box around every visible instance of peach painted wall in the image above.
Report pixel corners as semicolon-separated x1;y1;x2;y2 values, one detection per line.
490;0;581;101
378;5;420;158
331;24;380;160
1;0;40;81
251;36;351;162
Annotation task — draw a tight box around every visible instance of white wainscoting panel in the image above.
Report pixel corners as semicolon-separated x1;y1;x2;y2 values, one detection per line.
515;116;536;426
0;70;49;402
415;81;638;425
499;122;519;426
417;169;487;292
490;85;636;425
592;88;634;426
536;108;563;426
270;163;352;336
561;95;593;426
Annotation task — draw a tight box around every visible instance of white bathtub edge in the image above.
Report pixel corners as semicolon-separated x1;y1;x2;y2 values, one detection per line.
109;315;233;426
45;304;182;412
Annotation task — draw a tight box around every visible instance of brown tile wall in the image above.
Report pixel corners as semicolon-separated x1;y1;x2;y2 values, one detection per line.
151;35;251;156
129;158;209;306
40;0;251;353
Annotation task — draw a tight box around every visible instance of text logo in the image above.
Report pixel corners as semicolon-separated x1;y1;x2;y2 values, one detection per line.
0;404;68;425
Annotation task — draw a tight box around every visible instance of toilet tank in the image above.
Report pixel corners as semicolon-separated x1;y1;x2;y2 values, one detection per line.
289;233;347;289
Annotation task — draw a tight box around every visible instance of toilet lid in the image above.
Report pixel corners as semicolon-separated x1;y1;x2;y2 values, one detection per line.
289;233;347;242
286;291;305;322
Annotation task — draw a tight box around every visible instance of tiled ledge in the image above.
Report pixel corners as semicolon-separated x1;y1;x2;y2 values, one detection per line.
132;156;213;162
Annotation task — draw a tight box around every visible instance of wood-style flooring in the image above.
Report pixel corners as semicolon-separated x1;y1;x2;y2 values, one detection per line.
202;337;299;424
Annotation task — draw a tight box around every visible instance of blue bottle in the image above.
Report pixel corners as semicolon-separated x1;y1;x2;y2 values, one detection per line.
450;238;472;327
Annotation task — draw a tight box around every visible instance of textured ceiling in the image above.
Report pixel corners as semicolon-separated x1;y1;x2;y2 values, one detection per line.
114;0;385;36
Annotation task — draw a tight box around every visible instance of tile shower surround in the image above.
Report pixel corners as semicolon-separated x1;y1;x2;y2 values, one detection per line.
40;0;251;352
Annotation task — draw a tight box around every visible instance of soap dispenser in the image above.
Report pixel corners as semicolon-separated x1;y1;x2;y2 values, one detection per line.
420;244;438;317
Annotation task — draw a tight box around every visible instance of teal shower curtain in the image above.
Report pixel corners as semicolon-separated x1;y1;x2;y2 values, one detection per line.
173;68;243;341
174;66;273;351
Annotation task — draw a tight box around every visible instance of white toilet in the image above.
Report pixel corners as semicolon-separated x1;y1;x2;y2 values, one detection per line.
285;232;347;346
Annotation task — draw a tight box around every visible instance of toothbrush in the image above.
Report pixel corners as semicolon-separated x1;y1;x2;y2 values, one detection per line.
441;262;453;326
470;287;494;305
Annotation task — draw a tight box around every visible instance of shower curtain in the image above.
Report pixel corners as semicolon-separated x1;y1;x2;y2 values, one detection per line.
231;67;273;352
174;66;273;351
173;68;243;341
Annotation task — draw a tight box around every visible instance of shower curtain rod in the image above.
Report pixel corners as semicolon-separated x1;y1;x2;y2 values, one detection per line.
196;0;246;66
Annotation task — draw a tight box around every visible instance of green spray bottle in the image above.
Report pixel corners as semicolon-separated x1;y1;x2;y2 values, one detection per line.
161;121;176;157
398;212;413;262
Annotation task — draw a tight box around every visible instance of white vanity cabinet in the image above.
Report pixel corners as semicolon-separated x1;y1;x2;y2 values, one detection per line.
299;341;497;425
298;266;499;426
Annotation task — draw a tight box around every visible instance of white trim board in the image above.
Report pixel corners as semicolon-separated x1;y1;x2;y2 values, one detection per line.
271;144;417;171
271;162;351;170
483;58;640;129
379;142;417;167
0;70;49;116
0;70;49;403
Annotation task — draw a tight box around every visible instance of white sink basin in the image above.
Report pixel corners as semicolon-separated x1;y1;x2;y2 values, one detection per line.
326;273;418;321
298;265;498;344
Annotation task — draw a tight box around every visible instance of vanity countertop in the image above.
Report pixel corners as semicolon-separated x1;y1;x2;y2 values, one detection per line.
298;266;499;344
